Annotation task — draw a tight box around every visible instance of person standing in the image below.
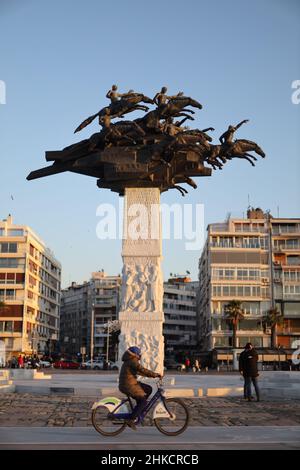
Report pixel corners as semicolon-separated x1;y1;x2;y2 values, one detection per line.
185;357;190;373
239;343;260;402
17;354;24;369
194;359;201;372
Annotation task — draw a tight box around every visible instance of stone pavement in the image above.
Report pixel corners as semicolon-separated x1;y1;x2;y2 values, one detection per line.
1;394;300;427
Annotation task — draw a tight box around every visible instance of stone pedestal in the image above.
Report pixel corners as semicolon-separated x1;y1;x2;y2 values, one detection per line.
118;188;164;374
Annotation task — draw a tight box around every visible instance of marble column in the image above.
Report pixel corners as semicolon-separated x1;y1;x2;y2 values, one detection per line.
118;188;164;374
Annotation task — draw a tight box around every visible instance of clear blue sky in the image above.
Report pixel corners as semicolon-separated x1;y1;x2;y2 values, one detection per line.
0;0;299;286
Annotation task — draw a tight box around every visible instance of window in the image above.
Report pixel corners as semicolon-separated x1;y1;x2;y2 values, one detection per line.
7;229;23;237
0;258;24;268
0;243;17;253
287;256;300;266
0;321;13;332
6;290;15;299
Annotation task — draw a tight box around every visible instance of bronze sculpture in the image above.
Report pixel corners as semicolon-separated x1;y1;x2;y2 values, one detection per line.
27;87;265;195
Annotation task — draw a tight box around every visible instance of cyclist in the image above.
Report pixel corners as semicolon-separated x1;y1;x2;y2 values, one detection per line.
118;346;162;430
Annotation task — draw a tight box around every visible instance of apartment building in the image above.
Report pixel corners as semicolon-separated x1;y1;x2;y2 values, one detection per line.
60;271;121;358
59;281;89;356
0;215;61;360
197;208;300;351
163;277;198;355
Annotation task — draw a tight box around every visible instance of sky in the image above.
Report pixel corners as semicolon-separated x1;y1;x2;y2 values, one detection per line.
0;0;299;287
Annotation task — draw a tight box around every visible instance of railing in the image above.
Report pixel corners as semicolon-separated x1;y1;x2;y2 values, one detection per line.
235;226;267;233
211;242;263;249
273;242;300;251
272;226;300;235
210;224;228;232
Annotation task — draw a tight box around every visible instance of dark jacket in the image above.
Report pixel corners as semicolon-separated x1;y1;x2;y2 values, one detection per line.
239;348;259;377
118;350;159;398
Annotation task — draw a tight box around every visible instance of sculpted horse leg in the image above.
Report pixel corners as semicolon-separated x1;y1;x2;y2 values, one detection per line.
169;185;188;196
244;152;257;161
233;154;256;166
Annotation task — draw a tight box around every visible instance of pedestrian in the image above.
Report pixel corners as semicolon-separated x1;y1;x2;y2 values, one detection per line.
17;354;24;369
185;357;190;372
239;342;260;402
194;359;201;372
11;356;17;369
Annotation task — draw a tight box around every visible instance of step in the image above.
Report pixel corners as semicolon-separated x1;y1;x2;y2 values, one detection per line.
9;369;52;380
0;384;15;394
207;387;244;397
0;370;9;379
0;379;13;386
261;388;300;399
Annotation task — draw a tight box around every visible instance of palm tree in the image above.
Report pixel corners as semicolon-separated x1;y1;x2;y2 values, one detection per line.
263;307;284;349
224;300;245;349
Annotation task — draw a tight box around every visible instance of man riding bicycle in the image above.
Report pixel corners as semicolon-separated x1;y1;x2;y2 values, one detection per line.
118;346;162;430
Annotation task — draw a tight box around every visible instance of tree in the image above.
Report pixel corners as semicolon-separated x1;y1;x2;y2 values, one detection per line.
224;300;245;349
263;307;284;349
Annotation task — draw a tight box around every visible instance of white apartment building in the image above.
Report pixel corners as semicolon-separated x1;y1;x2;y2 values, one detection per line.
0;215;61;360
197;208;300;351
163;277;198;355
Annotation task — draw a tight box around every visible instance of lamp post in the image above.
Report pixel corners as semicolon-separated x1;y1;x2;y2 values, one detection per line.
90;303;95;367
106;320;110;367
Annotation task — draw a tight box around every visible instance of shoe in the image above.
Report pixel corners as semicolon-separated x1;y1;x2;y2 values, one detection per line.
256;397;260;402
126;419;137;431
247;397;253;402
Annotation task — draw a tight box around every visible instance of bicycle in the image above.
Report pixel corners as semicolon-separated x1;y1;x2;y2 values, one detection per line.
91;378;189;436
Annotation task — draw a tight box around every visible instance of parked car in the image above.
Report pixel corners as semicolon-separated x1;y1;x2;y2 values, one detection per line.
53;360;80;369
39;360;51;368
25;358;40;369
164;359;186;371
109;361;119;371
80;359;104;370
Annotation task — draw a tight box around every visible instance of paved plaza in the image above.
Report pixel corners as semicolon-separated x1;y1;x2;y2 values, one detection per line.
1;371;300;449
1;393;300;427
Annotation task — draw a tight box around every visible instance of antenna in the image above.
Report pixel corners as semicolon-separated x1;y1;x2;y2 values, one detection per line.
247;194;251;209
277;206;280;218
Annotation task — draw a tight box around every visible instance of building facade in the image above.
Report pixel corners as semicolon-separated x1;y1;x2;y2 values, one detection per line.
60;281;89;357
60;273;198;359
0;215;61;360
197;209;300;351
60;272;121;359
163;277;198;355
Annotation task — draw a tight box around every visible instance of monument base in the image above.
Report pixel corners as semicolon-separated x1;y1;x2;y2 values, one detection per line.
118;311;164;373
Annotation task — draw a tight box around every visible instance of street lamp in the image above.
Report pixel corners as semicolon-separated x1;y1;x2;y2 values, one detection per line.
106;319;111;367
90;303;95;367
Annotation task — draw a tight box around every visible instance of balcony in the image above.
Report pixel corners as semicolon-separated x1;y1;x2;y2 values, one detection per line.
278;328;300;335
272;226;300;235
273;242;300;252
211;242;263;249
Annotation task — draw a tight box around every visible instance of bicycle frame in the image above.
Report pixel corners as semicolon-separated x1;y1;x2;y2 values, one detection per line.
111;384;170;424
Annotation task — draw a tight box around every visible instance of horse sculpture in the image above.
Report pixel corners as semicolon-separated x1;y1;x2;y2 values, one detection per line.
27;86;265;197
207;139;266;168
74;92;154;133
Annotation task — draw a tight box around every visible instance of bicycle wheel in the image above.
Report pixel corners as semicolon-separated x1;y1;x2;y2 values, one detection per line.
92;405;127;436
154;398;189;436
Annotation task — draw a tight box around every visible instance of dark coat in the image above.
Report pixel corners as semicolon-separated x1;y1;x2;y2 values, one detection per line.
239;348;259;377
118;350;159;399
